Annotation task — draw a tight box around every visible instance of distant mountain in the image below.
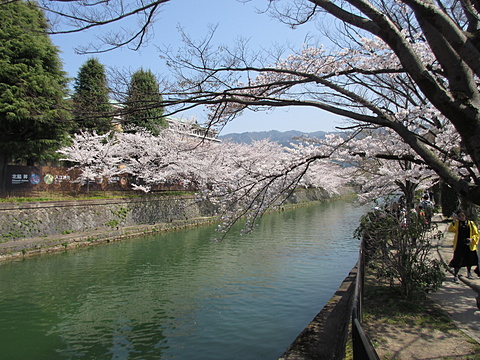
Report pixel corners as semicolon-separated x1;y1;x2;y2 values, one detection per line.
218;130;331;147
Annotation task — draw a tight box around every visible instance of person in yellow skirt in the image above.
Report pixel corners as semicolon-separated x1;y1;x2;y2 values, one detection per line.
448;209;479;282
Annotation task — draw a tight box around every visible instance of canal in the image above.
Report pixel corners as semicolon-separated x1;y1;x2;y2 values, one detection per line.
0;200;367;360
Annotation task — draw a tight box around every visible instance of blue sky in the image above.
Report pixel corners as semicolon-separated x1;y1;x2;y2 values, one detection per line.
51;0;343;134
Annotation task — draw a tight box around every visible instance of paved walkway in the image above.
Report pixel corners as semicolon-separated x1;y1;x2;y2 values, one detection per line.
428;215;480;344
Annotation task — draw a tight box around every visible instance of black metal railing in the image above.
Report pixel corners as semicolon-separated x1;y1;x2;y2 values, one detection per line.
351;239;380;360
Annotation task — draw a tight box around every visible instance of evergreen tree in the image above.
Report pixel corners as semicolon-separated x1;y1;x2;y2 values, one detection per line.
124;69;166;135
0;1;72;190
72;58;113;134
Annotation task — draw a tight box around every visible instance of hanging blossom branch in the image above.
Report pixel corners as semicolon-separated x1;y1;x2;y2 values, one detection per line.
156;23;479;202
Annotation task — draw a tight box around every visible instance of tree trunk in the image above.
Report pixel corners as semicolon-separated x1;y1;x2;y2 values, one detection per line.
0;152;8;194
440;181;459;217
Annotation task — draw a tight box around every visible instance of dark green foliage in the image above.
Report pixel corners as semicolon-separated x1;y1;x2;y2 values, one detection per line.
355;209;445;297
440;181;459;217
124;68;166;135
0;0;72;187
72;58;113;134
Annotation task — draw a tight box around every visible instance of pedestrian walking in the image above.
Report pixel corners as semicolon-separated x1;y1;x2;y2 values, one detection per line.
418;194;434;227
448;209;479;282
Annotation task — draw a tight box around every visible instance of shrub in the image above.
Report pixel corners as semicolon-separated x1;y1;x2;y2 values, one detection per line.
355;209;445;297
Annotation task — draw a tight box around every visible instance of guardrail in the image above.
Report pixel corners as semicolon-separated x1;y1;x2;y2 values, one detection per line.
351;239;380;360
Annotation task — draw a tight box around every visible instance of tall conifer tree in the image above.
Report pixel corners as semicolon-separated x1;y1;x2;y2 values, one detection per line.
0;1;72;190
72;58;113;134
124;69;166;135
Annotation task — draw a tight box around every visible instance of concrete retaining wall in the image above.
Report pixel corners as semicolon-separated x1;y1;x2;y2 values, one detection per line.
0;195;216;242
0;187;334;243
0;187;341;262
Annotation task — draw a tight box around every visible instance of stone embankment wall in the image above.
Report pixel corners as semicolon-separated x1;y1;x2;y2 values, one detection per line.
0;188;335;259
0;195;216;242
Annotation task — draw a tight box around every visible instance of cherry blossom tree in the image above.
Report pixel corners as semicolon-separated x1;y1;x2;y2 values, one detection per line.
322;129;441;208
34;0;480;205
59;124;203;191
59;119;465;231
295;119;475;212
57;131;124;191
162;28;478;201
59;125;349;232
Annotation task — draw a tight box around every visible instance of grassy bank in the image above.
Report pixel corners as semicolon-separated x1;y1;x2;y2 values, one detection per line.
0;190;195;203
360;274;480;359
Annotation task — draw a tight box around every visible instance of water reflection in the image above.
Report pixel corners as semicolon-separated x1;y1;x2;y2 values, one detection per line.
0;200;367;360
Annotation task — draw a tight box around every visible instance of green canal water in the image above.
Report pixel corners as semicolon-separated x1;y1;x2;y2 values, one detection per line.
0;200;367;360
